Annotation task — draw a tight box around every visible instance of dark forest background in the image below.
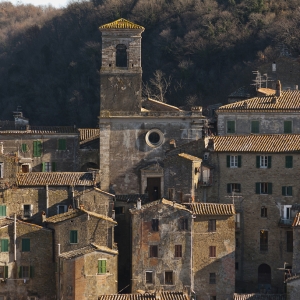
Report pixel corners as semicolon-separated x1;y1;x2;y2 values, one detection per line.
1;0;300;127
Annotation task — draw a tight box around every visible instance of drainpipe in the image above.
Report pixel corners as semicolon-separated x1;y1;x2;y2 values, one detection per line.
14;213;16;261
191;215;194;294
46;185;49;216
72;186;75;209
58;244;61;300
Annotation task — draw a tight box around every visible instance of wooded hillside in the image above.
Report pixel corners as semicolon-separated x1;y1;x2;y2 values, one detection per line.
1;0;300;126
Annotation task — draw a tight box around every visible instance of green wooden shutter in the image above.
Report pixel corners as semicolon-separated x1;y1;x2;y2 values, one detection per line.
22;239;30;252
227;155;230;167
268;183;272;194
256;156;260;168
0;205;6;216
286;156;293;168
268;156;272;168
101;260;106;273
18;266;22;278
227;121;235;133
284;121;292;133
256;183;260;194
282;186;286;196
58;139;66;150
1;239;8;252
4;266;8;278
33;141;42;157
42;162;45;172
227;184;231;193
251;121;259;133
30;266;34;278
21;144;27;152
52;162;56;172
238;156;242;168
70;230;78;243
288;186;293;196
237;184;241;192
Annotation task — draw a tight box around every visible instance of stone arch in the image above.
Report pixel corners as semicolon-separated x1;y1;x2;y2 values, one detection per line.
116;44;127;67
258;263;271;284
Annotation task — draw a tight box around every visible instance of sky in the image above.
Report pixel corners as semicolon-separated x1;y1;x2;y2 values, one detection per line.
0;0;87;8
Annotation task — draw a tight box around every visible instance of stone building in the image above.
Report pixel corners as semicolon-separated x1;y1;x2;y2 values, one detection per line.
205;134;300;293
217;81;300;136
98;18;205;197
0;217;55;299
45;208;118;299
130;199;235;300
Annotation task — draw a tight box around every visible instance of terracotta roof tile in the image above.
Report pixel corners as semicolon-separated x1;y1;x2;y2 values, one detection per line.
0;126;77;134
218;90;300;112
99;18;144;30
292;212;300;226
78;128;99;145
98;292;189;300
17;172;95;186
233;294;286;300
187;203;235;215
59;243;118;259
178;153;202;161
213;134;300;153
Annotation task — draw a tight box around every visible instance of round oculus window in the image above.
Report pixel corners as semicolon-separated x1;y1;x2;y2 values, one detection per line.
145;129;164;148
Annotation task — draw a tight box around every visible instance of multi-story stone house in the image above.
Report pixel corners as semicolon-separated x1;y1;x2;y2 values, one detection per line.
45;207;118;299
204;134;300;293
130;199;235;300
0;217;55;299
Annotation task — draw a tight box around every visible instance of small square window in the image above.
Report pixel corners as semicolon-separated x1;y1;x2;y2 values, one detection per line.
23;205;32;218
149;245;158;258
227;183;241;193
165;271;173;285
209;246;216;258
209;273;216;284
178;218;188;230
256;182;272;195
70;230;78;244
145;271;153;284
19;266;31;278
175;245;182;258
208;219;216;232
256;155;271;168
282;186;293;196
227;155;241;168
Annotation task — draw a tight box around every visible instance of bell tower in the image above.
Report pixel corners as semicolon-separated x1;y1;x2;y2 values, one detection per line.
99;19;145;114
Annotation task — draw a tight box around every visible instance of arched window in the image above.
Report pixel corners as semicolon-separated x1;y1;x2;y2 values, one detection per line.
258;263;271;284
116;44;127;67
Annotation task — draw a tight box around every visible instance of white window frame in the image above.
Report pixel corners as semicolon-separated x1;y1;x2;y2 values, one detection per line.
284;205;292;220
260;156;268;168
23;204;33;218
230;156;238;168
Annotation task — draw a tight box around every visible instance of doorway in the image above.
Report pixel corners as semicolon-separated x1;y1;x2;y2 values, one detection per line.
147;177;161;202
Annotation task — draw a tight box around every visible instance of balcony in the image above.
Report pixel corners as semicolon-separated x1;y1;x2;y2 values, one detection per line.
278;218;293;228
199;176;213;186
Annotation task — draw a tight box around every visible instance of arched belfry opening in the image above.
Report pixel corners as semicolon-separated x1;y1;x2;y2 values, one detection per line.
116;44;127;67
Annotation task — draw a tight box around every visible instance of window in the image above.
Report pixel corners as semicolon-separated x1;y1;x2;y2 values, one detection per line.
0;266;8;279
0;239;8;252
18;266;33;278
209;246;216;258
0;163;3;178
114;207;125;214
58;139;66;150
235;262;239;270
21;143;28;152
149;245;158;257
33;141;42;157
227;120;235;133
168;188;175;200
145;129;164;148
57;205;67;214
178;218;188;230
0;205;6;217
165;271;173;285
287;231;293;252
284;121;292;133
152;219;159;231
256;155;271;168
70;230;78;244
256;183;272;194
260;230;268;251
209;272;216;284
227;183;241;193
42;162;56;172
285;156;293;168
23;204;32;218
116;44;127;67
208;219;216;232
282;186;293;196
235;213;240;229
283;205;293;221
261;206;267;218
146;271;153;284
227;155;241;168
175;245;182;258
98;260;106;274
22;238;30;252
251;121;259;133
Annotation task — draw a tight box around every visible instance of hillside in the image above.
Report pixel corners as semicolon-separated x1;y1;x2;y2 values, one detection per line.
0;0;300;126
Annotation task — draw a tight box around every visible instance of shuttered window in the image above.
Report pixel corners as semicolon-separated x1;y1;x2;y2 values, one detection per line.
58;139;66;150
18;266;34;278
151;219;159;231
22;238;30;252
256;182;272;194
33;141;42;157
282;186;293;196
0;205;6;216
209;246;216;257
0;239;8;252
174;245;182;257
70;230;78;244
227;121;235;133
285;156;293;168
98;260;106;274
284;121;292;133
251;121;259;133
21;143;28;152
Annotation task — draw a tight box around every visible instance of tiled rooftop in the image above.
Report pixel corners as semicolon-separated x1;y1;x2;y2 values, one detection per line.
213;134;300;153
0;217;13;228
78;128;99;145
186;203;235;215
233;294;286;300
59;243;118;259
17;172;95;186
98;291;189;300
115;194;148;203
218;90;300;112
292;212;300;226
45;208;116;224
0;125;78;134
178;153;202;161
99;18;144;30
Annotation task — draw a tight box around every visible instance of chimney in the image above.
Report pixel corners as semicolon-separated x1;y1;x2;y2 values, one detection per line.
272;62;276;72
276;80;281;97
295;85;298;90
137;198;142;210
169;139;176;150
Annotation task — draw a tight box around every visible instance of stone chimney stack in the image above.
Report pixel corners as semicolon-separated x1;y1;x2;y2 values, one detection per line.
276;80;281;97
